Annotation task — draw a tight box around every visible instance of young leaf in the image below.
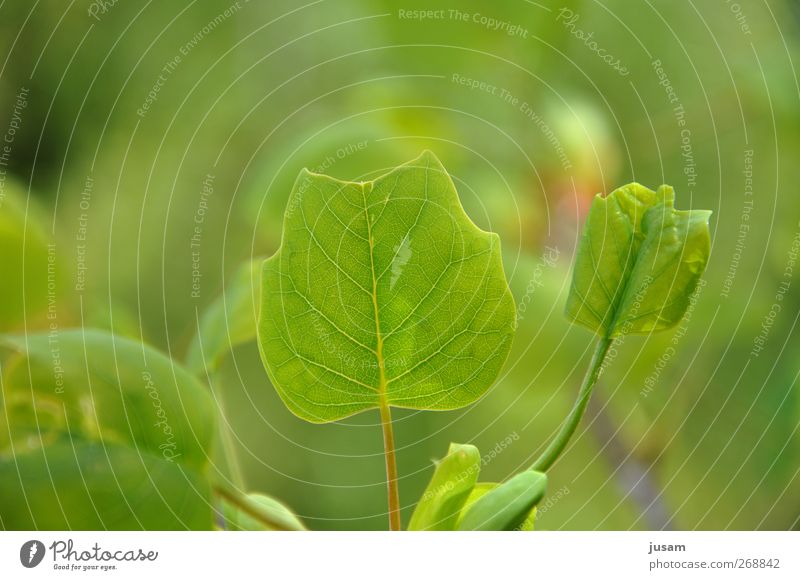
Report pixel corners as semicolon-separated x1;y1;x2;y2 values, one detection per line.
532;184;712;473
456;470;547;531
186;258;263;376
1;329;216;471
565;183;711;338
258;151;516;422
0;440;214;530
408;442;481;531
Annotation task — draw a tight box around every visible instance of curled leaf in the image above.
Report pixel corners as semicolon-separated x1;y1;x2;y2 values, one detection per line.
565;183;711;338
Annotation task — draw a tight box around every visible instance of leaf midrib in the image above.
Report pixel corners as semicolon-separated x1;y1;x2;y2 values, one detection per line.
360;181;388;400
603;196;646;337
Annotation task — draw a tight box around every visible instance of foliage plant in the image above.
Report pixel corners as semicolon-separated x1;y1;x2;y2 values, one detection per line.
0;152;710;531
256;152;711;530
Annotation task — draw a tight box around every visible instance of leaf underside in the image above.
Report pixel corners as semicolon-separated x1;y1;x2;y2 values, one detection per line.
565;183;711;338
258;151;516;422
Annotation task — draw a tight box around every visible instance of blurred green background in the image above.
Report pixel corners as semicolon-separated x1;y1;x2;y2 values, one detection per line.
1;0;799;530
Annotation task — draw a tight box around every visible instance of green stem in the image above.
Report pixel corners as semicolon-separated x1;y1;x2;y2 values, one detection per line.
379;396;402;531
218;406;246;488
210;370;245;488
531;336;613;472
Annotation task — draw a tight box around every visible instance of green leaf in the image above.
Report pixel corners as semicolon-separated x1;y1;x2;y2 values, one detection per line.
221;492;306;531
565;183;711;338
0;440;214;530
0;182;51;331
187;258;262;376
408;442;481;531
258;151;516;422
1;329;216;471
456;470;547;531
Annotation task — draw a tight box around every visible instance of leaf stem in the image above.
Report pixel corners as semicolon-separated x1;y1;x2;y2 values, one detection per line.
379;395;402;531
213;482;293;531
206;367;246;486
214;381;246;489
531;336;613;472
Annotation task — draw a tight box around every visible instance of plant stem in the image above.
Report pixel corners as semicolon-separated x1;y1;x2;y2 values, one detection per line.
213;482;293;531
209;370;246;488
531;336;613;472
218;401;246;488
379;395;402;531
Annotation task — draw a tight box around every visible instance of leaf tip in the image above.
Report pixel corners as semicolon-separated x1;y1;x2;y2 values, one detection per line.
403;149;445;174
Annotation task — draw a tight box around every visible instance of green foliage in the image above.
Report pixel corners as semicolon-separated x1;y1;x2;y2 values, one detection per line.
408;443;481;531
0;440;213;530
1;329;216;471
0;182;50;331
0;0;794;533
566;184;711;338
258;151;516;422
187;258;263;376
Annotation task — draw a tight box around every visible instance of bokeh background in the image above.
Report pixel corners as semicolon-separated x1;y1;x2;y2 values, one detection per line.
1;0;799;530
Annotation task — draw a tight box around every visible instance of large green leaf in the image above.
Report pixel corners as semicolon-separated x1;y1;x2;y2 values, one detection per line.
258;151;516;422
408;442;481;531
565;183;711;338
1;329;216;471
0;438;213;530
0;440;213;530
186;258;262;376
456;470;546;531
